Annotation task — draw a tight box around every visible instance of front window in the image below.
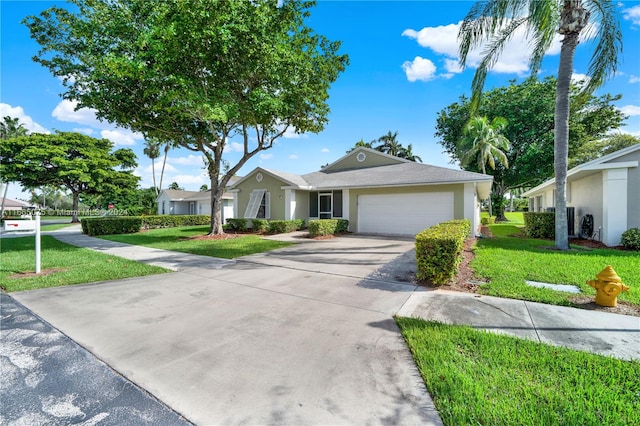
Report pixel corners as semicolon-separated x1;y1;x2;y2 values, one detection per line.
244;190;270;219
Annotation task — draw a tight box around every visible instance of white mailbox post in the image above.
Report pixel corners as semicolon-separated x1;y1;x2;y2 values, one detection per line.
2;213;41;273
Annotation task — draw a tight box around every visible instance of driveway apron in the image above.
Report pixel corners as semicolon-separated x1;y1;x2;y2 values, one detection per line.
11;235;443;425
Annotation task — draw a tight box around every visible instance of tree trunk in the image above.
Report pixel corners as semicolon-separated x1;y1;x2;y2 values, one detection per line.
151;159;158;196
71;191;80;223
158;144;169;192
0;182;9;219
555;4;585;250
209;182;225;235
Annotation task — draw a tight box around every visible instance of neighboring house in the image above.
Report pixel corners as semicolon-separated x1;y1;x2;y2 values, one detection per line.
0;197;36;210
522;143;640;246
156;184;237;223
229;147;492;236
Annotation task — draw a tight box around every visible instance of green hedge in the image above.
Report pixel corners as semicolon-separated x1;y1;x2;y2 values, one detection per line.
523;212;555;239
481;216;496;225
82;214;210;236
226;218;247;232
621;228;640;250
82;217;143;236
251;219;269;233
308;219;349;237
415;219;471;286
267;219;305;234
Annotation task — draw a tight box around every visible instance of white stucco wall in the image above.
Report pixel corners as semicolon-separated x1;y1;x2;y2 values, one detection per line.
568;173;603;239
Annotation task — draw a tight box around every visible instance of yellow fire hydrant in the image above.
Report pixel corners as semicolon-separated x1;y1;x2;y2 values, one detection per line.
586;266;629;307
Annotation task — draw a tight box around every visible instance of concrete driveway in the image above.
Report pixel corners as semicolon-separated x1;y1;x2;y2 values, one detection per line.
12;235;442;425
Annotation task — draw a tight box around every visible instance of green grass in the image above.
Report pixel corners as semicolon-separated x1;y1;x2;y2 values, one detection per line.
396;318;640;426
0;236;169;292
99;225;293;258
40;223;76;231
473;220;640;307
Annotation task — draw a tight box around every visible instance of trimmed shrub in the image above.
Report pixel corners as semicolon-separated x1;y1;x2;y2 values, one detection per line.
621;228;640;250
481;216;496;225
141;215;210;229
82;217;142;236
523;212;555;239
415;219;470;286
268;220;299;234
308;219;349;237
251;219;269;233
226;218;247;232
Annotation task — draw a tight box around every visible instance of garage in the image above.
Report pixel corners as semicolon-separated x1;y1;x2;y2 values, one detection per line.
357;192;454;235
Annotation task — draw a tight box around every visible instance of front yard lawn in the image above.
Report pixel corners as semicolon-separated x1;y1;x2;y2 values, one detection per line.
473;222;640;307
397;318;640;426
99;225;293;258
0;236;168;292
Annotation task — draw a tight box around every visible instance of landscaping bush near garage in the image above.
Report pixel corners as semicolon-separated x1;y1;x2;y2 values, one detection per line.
226;218;248;232
523;212;554;239
621;227;640;250
267;219;305;234
308;219;349;237
415;219;471;285
82;215;210;236
228;218;305;234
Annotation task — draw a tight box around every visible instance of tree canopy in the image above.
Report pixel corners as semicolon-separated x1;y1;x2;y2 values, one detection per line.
0;132;139;222
458;0;622;250
435;77;626;192
25;0;348;234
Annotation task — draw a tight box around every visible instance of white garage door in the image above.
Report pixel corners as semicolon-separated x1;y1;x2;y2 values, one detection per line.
357;192;454;235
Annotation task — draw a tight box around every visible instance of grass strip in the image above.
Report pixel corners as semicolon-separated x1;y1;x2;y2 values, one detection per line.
1;235;168;292
397;318;640;426
473;223;640;306
100;225;292;259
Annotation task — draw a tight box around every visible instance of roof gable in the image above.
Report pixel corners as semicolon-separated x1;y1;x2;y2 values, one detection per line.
230;167;309;189
321;147;407;172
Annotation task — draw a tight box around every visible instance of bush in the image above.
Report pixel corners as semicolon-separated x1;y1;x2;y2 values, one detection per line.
226;218;247;232
251;219;269;233
81;214;211;235
268;220;302;234
415;219;470;286
82;217;143;236
621;228;640;250
523;212;554;239
308;219;349;237
481;216;496;225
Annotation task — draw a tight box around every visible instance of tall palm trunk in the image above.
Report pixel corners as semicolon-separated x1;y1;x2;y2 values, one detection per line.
158;143;169;192
150;158;157;195
555;0;588;250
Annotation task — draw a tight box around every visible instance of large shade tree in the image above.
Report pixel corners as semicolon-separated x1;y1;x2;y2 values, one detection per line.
458;0;623;249
436;77;625;191
0;132;139;222
0;116;29;218
25;0;348;235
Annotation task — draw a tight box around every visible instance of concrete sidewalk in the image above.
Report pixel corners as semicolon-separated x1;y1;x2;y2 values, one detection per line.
399;289;640;361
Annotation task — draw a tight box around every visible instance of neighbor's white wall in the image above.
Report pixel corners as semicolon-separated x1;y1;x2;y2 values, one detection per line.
568;173;603;240
602;168;628;246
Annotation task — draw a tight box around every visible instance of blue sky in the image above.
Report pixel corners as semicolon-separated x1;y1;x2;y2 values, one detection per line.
2;0;639;202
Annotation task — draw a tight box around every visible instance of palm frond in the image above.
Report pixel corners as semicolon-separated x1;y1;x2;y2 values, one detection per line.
582;0;623;96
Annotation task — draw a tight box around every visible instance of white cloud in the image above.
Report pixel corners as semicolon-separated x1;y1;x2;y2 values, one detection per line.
402;20;575;78
100;129;141;146
0;103;50;134
630;75;640;84
173;173;208;187
260;153;273;160
321;148;330;153
402;56;437;82
282;126;306;139
52;99;106;128
623;5;640;26
225;142;244;152
618;105;640;116
143;163;177;174
168;154;204;166
73;127;94;135
288;154;299;160
571;72;591;85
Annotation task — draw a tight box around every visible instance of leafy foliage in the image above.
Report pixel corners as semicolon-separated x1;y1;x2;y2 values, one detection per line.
348;131;422;162
308;219;349;237
0;132;138;222
523;212;555;239
415;219;471;285
24;0;348;235
621;228;640;251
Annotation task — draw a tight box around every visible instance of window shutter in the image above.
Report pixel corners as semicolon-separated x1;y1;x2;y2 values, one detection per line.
265;192;271;219
244;189;266;218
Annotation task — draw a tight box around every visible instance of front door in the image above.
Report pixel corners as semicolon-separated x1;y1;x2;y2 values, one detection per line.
319;193;332;219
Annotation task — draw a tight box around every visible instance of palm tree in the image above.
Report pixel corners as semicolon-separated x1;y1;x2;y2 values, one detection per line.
399;144;423;162
158;140;172;192
460;116;510;217
143;139;161;195
376;131;404;157
0;116;28;218
458;0;622;250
